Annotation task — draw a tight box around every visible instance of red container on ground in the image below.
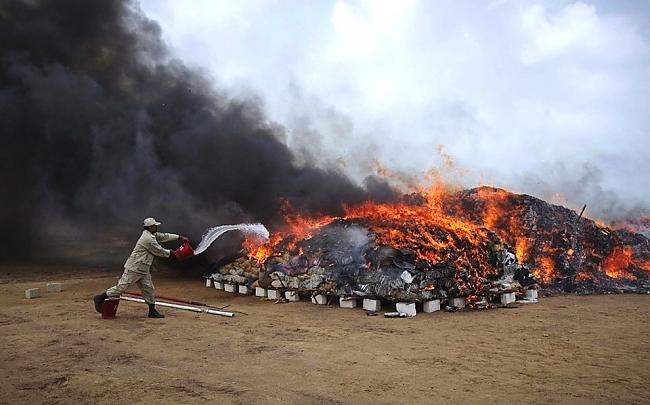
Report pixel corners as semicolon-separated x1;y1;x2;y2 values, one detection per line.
101;298;120;319
174;241;194;260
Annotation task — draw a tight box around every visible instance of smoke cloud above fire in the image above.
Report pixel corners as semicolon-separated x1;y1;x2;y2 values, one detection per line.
141;0;650;222
0;0;395;260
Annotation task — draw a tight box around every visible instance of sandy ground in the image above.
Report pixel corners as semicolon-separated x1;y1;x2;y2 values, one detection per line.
0;267;648;405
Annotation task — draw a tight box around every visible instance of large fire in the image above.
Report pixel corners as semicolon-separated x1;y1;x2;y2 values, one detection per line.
242;181;650;291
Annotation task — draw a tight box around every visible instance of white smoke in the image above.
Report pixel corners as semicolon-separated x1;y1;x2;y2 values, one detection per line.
140;0;650;220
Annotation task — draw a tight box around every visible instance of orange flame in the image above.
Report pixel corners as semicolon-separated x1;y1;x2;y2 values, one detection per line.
241;180;650;287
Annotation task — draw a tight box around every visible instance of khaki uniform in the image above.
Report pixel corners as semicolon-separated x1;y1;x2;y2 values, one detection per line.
106;230;179;304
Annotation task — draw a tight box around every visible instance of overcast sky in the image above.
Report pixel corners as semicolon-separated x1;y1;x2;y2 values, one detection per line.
139;0;650;219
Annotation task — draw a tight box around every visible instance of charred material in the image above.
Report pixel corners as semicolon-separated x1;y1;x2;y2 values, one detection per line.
448;187;650;294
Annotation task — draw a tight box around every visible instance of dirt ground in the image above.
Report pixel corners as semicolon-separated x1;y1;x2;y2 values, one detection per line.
0;267;648;405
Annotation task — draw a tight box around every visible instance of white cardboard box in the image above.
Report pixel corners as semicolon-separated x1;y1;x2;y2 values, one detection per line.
396;302;416;316
255;287;267;297
238;285;252;295
311;294;327;305
267;290;283;300
525;289;538;300
214;281;224;290
339;297;357;309
423;299;441;313
449;298;465;308
285;291;300;301
501;292;516;305
362;298;381;312
224;284;236;293
205;278;212;288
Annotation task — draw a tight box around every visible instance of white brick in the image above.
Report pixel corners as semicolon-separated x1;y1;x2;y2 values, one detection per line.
285;291;300;301
238;285;252;295
46;282;63;293
449;298;465;309
423;299;441;313
255;287;267;297
362;298;381;312
213;281;224;290
267;289;283;300
501;292;516;305
224;284;236;293
205;278;212;288
25;288;41;299
525;289;538;300
311;294;327;305
339;297;357;309
396;302;416;316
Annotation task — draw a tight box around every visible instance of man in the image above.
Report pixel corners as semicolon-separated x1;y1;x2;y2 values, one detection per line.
93;217;188;318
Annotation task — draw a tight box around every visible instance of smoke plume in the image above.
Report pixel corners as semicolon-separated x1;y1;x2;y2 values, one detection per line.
0;0;394;261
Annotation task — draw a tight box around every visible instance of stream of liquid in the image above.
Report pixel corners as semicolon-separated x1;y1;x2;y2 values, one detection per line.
193;223;269;255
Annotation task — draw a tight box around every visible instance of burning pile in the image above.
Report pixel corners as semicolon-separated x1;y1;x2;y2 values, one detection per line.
210;185;649;304
209;185;650;306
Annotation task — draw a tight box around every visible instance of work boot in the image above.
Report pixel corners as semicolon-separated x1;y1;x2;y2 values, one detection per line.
148;304;165;318
93;292;108;313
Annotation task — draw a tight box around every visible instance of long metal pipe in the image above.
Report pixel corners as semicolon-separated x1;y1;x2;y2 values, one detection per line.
120;296;235;318
125;290;208;307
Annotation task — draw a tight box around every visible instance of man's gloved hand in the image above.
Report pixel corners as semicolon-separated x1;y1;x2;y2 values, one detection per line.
168;250;177;260
180;236;189;243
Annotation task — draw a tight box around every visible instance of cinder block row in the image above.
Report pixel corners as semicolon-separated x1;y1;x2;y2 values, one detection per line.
25;282;64;299
207;283;537;313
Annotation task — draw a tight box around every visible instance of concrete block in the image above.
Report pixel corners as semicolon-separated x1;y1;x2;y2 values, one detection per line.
362;298;381;312
25;288;41;299
205;278;212;288
255;287;267;297
311;294;328;305
423;299;441;313
525;289;538;300
501;292;516;305
396;302;416;317
449;298;465;308
224;284;237;293
339;297;357;309
46;282;63;293
285;291;300;301
267;289;283;300
238;285;252;295
213;281;224;290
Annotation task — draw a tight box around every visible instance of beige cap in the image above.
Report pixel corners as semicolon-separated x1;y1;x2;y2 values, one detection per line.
143;217;161;227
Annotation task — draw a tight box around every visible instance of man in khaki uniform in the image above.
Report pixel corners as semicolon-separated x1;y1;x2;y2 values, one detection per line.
93;217;188;318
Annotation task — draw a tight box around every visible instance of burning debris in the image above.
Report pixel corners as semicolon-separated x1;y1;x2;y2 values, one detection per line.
210;186;650;309
445;187;650;294
212;219;535;308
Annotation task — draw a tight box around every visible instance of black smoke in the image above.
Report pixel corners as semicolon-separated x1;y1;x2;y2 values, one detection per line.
0;0;395;261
